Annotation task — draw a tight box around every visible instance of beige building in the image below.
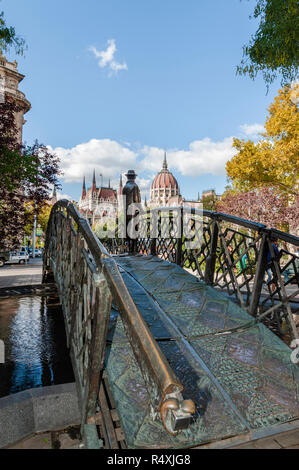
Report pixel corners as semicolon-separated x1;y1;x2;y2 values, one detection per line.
78;171;119;226
150;153;180;207
0;51;31;143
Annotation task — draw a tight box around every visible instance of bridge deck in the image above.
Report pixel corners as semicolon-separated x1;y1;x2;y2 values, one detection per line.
104;255;299;449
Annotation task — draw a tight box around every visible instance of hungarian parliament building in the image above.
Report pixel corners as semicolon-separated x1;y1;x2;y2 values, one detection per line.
78;154;211;226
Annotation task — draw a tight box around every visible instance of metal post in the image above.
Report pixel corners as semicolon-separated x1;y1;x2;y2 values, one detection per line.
249;231;268;316
175;207;183;266
150;238;157;256
204;218;219;285
122;170;141;255
150;209;157;256
32;201;37;258
268;236;299;339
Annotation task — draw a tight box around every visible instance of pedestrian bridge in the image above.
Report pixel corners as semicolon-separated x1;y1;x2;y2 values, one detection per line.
43;199;299;449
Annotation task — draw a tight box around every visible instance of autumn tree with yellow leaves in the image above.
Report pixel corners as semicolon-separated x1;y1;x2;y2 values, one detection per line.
226;84;299;197
24;201;52;238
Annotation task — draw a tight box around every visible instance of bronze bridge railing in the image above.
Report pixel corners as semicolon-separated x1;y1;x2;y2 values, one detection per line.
105;206;299;342
43;200;196;448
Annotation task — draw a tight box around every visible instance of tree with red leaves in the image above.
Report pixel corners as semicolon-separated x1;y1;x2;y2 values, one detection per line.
0;97;61;250
216;187;297;234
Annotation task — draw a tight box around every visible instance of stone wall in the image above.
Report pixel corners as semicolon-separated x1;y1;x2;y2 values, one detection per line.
0;383;81;448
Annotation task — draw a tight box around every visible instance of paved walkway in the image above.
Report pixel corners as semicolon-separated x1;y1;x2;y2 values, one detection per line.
8;426;82;450
0;258;42;289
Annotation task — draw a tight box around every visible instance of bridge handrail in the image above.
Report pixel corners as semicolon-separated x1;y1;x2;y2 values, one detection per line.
44;200;193;438
129;205;299;341
52;198;111;262
141;206;299;240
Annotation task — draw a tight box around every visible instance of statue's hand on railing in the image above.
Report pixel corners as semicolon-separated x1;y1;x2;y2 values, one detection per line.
160;394;196;436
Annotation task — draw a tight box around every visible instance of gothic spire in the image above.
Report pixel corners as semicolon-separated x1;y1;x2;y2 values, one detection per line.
118;174;123;195
162;152;168;170
52;186;57;198
92;169;96;193
81;176;86;199
51;186;57;205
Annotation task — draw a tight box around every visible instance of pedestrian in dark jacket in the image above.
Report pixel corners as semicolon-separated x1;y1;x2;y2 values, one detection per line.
266;238;282;293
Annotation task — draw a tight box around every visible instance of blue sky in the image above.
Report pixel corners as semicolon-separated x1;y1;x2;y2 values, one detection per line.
3;0;282;201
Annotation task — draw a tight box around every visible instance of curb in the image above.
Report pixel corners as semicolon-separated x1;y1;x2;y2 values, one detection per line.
0;383;81;449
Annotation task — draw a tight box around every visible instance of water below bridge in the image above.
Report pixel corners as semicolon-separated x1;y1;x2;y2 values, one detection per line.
0;295;74;398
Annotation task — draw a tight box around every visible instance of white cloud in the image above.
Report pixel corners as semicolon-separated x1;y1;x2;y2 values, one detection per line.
240;123;265;139
49;139;137;184
50;136;238;190
140;137;236;176
89;39;127;75
131;177;152;200
136;177;152;190
56;192;73;202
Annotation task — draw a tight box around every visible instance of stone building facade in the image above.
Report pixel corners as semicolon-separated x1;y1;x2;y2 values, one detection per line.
78;171;119;226
78;155;216;225
0;51;31;143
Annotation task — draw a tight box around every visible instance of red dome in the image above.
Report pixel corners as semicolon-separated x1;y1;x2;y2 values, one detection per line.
151;153;179;191
151;169;179;190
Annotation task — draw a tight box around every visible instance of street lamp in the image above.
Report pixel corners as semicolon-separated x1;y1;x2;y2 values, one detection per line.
32;201;37;258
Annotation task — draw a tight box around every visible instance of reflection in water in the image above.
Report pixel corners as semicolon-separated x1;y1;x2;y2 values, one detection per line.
0;296;74;397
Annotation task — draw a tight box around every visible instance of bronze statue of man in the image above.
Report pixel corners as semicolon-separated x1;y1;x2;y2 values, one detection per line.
122;170;141;254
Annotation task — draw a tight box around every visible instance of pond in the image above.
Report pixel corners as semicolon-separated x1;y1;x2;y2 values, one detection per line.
0;295;74;398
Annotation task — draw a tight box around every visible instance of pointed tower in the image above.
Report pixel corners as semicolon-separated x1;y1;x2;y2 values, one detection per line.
118;174;123;195
92;169;97;194
144;195;148;208
51;186;57;205
150;152;179;207
163;151;168;170
81;176;87;199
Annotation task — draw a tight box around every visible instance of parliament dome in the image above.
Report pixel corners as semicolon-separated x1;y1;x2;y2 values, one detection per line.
150;154;180;206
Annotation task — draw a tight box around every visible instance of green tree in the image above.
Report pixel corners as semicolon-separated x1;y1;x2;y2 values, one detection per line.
0;98;61;250
202;194;217;211
24;201;52;237
0;9;25;55
237;0;298;87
